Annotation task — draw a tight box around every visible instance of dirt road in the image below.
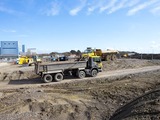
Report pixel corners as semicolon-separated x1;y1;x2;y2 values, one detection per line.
0;65;159;90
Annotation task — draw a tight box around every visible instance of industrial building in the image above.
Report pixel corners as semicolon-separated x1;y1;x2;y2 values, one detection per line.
0;41;19;59
22;44;25;53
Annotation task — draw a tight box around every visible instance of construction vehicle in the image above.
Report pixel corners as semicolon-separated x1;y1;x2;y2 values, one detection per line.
18;56;33;66
35;57;102;83
18;47;42;66
86;55;102;70
82;47;119;61
18;55;42;66
59;56;68;61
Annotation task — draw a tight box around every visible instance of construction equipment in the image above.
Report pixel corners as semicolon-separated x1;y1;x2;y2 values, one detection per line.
59;56;68;61
18;47;42;66
18;56;33;66
18;55;41;66
82;47;119;61
35;57;102;83
32;55;42;63
84;55;102;70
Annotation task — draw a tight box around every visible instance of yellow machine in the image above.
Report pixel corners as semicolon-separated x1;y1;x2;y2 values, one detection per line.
18;55;42;66
82;47;96;58
123;53;128;58
91;56;103;70
18;56;33;66
82;47;119;61
81;52;103;69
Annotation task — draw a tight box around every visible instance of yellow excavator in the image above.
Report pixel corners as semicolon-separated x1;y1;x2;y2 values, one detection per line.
82;47;119;61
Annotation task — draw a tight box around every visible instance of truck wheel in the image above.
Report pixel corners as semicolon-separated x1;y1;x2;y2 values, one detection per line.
54;73;63;82
111;54;117;61
91;69;98;77
78;71;86;79
106;55;111;61
43;74;53;83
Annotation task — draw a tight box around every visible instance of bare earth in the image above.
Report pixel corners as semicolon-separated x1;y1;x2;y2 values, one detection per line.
0;59;160;120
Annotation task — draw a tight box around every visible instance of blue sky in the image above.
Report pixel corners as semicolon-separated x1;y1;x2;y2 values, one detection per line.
0;0;160;53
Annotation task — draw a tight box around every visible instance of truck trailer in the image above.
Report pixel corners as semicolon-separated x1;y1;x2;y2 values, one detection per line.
35;57;102;83
82;47;119;61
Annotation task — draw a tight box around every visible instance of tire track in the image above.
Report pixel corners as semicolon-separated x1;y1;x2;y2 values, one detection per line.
110;89;160;120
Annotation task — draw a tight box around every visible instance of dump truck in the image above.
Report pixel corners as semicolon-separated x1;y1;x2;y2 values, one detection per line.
35;57;102;83
82;47;119;61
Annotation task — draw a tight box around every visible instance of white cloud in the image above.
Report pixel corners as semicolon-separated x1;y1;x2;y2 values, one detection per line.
88;4;98;13
127;0;159;16
70;7;82;16
108;0;128;14
151;5;160;15
126;0;140;7
88;7;94;12
0;6;16;14
100;0;118;13
0;3;24;16
69;0;87;16
17;34;29;37
42;1;61;16
87;0;106;14
0;0;160;17
1;29;17;33
150;41;160;51
99;0;140;14
151;41;156;45
89;0;160;15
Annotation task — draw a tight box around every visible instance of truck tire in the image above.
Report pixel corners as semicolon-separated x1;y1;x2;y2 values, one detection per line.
78;71;86;79
106;55;111;61
111;54;117;61
91;69;98;77
43;74;53;83
54;73;63;82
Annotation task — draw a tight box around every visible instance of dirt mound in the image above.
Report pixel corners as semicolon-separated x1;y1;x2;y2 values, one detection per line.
0;70;160;119
102;59;160;71
0;63;38;81
0;71;38;81
0;63;10;67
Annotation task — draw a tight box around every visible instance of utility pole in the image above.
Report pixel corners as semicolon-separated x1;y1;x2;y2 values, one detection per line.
141;53;142;59
152;49;154;60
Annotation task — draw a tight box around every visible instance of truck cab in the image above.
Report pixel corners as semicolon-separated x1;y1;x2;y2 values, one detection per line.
92;56;103;71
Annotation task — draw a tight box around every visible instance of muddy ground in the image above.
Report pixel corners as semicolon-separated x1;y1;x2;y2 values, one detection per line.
0;59;160;120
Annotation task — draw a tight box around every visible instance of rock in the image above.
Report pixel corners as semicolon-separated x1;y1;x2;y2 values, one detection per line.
0;92;3;98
